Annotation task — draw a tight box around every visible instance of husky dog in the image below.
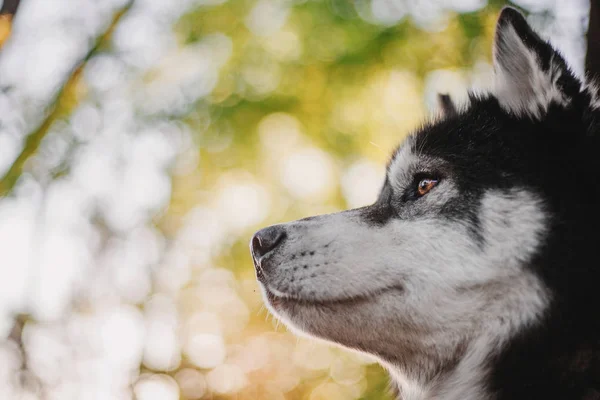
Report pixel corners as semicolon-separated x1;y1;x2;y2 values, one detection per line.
250;7;600;400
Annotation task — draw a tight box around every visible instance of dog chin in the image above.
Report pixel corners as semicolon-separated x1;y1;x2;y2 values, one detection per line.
259;281;405;340
260;282;403;308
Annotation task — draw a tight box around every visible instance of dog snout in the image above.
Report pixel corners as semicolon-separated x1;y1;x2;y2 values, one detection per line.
250;225;286;261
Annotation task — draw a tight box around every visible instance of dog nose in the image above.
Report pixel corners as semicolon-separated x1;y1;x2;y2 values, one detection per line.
251;226;286;259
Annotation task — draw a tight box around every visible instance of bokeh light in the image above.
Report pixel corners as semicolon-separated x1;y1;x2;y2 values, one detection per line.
0;0;589;399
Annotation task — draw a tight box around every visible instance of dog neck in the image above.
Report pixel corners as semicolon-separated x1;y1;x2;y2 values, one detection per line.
384;322;600;400
377;272;545;400
384;333;495;400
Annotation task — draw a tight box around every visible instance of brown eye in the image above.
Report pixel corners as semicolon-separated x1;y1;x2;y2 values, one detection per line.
417;178;438;196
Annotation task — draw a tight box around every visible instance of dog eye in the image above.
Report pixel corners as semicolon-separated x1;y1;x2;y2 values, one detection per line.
417;178;438;196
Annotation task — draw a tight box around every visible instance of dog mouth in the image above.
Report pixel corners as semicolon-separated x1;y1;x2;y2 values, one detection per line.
252;249;403;308
260;282;403;309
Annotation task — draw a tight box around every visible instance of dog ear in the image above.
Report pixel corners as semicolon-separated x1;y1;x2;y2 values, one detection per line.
438;94;457;118
493;7;581;119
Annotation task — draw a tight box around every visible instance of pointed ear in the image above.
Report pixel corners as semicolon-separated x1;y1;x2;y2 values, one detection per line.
438;94;458;118
493;7;580;118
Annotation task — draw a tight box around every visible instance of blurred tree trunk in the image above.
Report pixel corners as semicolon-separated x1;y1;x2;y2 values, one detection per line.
0;1;134;197
0;0;21;16
587;0;600;81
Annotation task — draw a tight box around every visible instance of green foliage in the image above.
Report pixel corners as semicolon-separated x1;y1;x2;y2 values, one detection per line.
167;1;507;399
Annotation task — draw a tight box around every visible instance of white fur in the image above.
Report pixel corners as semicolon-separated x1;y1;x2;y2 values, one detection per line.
388;135;417;192
494;24;569;119
582;80;600;110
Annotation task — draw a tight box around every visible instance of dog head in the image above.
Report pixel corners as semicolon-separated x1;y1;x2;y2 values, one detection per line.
250;7;598;382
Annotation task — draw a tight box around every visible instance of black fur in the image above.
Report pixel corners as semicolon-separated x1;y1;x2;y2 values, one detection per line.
376;7;600;400
408;93;600;399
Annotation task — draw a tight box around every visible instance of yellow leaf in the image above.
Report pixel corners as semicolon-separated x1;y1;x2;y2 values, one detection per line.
0;14;12;47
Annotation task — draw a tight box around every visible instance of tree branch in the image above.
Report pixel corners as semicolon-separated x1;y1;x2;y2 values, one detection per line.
0;2;134;197
586;0;600;81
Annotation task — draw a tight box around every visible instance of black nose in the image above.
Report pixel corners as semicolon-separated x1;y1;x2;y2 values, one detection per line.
251;226;286;259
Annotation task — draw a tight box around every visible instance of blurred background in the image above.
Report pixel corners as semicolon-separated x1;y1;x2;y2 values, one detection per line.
0;0;590;399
